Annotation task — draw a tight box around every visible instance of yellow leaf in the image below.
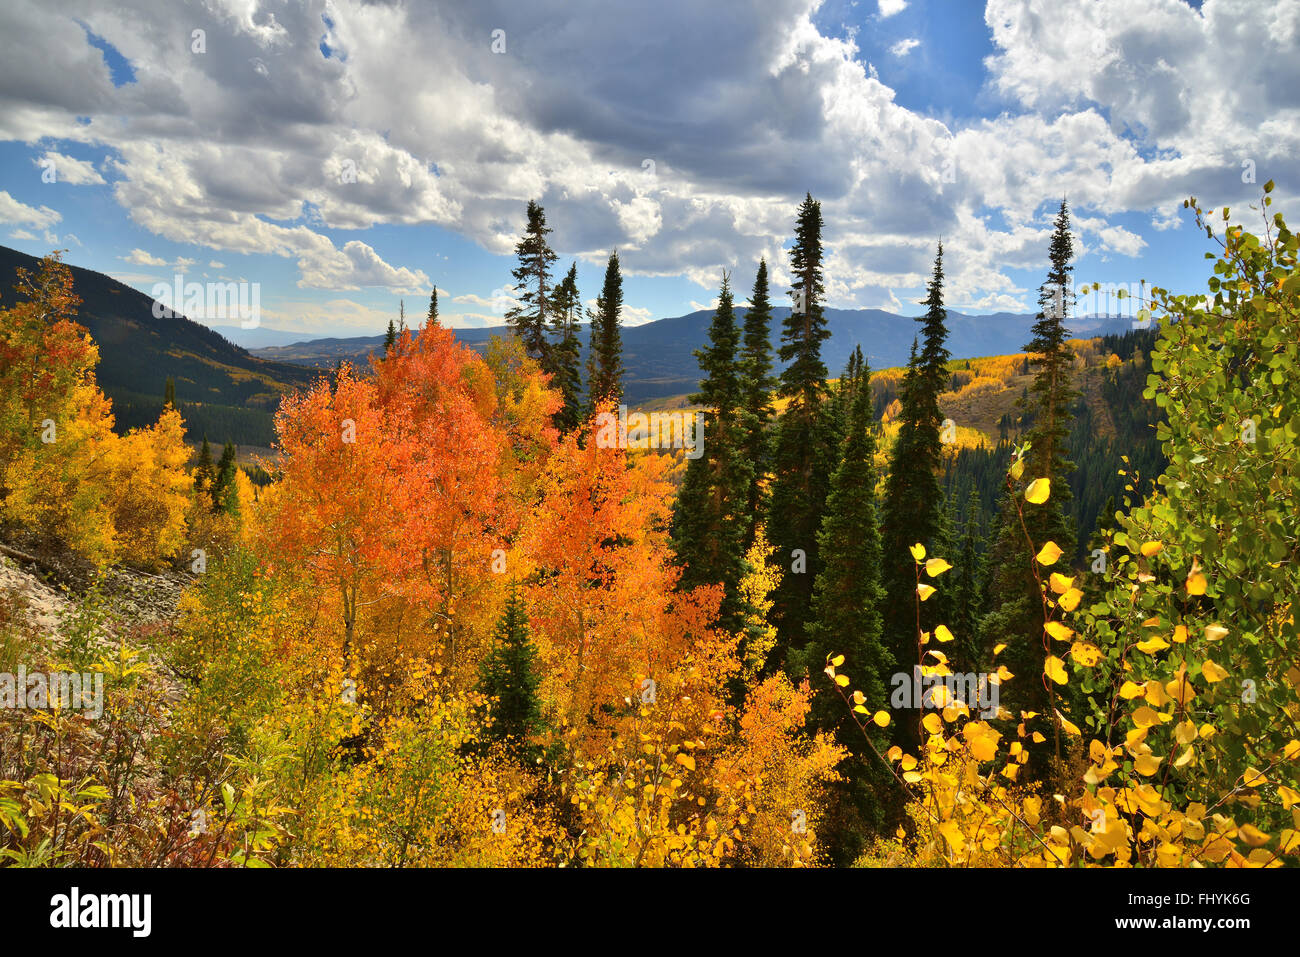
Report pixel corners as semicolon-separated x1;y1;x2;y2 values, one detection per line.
1133;706;1161;729
1045;621;1073;642
1145;680;1171;706
1166;677;1196;706
909;543;926;561
934;624;955;643
917;584;936;602
835;674;850;687
1186;571;1207;596
1044;656;1068;685
1204;623;1229;642
1134;753;1163;776
1119;681;1146;699
1172;624;1188;643
675;753;695;771
872;710;891;728
1201;659;1229;683
966;731;999;762
1136;635;1170;654
923;713;943;734
1238;823;1270;847
925;557;952;577
1049;572;1074;595
1140;541;1163;557
1058;587;1083;612
993;643;1006;656
1056;711;1081;736
1035;541;1063;565
1025;478;1051;504
1069;641;1101;666
830;654;845;667
1023;796;1042;826
937;820;966;854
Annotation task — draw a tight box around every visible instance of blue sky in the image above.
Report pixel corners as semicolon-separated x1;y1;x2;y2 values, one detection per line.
0;0;1295;338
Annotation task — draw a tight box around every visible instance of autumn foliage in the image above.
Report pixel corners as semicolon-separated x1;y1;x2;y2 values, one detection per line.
1;194;1297;869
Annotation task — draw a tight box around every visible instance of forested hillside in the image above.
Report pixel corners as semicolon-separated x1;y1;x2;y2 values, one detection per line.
0;246;317;447
1;191;1296;871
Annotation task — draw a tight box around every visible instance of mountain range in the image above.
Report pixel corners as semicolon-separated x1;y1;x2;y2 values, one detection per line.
251;308;1139;403
2;243;1139;443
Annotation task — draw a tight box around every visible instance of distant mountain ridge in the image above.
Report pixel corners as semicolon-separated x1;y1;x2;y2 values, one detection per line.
253;307;1138;403
1;243;1141;438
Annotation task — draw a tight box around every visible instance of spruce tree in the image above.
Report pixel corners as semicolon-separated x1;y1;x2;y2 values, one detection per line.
195;436;215;504
798;364;888;709
793;368;890;863
212;442;237;512
383;319;397;356
981;200;1080;755
671;272;751;630
1022;200;1080;553
427;287;439;326
586;250;624;409
917;242;952;395
767;194;835;663
824;346;866;452
879;244;950;697
220;465;241;516
504;200;559;365
737;259;776;546
547;263;584;431
477;583;544;756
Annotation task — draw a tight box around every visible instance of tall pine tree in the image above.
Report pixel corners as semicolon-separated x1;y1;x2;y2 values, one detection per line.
547;262;584;431
586;250;624;409
737;259;776;547
879;244;950;695
794;365;891;863
981;200;1080;755
671;272;751;630
427;287;439;326
767;193;834;666
505;200;558;365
